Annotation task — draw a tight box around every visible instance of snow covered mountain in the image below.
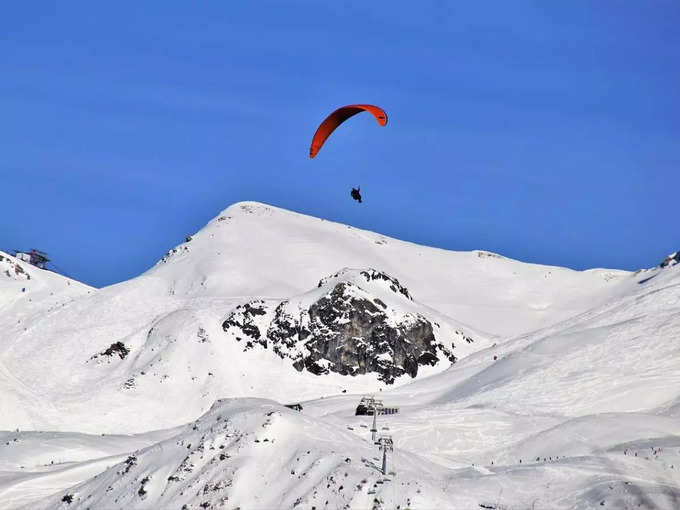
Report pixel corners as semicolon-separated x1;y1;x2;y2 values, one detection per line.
1;202;679;509
222;268;475;383
147;202;633;338
0;202;634;434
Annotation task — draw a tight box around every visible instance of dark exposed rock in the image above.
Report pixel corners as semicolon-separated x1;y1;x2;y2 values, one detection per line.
138;476;150;497
158;244;190;264
318;268;413;301
660;251;679;268
358;269;413;300
299;282;448;382
91;341;130;361
221;300;267;348
455;329;474;344
123;455;137;474
223;270;463;383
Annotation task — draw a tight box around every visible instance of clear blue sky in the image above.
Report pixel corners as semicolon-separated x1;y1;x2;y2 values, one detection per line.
1;2;679;287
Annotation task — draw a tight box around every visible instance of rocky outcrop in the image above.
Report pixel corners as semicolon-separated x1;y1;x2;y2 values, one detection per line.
317;268;413;301
0;254;31;281
660;251;679;268
222;269;469;383
221;300;268;350
92;341;130;360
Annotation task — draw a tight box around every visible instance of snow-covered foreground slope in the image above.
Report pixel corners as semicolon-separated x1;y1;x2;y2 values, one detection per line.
23;399;458;510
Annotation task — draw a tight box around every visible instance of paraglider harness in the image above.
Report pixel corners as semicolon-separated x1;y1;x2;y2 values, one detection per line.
351;186;362;203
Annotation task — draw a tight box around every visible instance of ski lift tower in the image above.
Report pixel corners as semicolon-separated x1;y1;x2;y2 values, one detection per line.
370;402;378;442
376;435;394;475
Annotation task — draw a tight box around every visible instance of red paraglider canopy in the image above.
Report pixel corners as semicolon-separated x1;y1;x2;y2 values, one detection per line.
309;104;388;159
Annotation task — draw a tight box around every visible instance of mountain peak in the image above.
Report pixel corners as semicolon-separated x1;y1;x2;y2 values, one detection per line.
147;201;631;337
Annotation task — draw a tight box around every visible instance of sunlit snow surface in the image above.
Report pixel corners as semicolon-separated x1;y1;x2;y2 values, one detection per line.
1;202;679;509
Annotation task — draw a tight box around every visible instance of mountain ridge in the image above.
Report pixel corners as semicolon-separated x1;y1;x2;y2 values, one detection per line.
0;201;646;434
1;202;679;508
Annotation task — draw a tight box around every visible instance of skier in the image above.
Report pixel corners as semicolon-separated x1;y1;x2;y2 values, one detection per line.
351;186;362;203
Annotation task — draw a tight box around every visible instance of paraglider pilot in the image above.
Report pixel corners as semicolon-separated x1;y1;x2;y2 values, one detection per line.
351;186;362;203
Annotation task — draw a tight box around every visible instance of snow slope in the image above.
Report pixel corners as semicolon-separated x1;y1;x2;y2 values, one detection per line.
0;202;635;434
0;251;93;430
0;250;93;318
297;261;680;508
146;202;633;337
2;202;678;509
27;399;457;510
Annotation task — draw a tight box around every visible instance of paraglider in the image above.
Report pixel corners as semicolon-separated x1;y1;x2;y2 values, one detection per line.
350;187;362;203
309;104;387;159
309;104;386;204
